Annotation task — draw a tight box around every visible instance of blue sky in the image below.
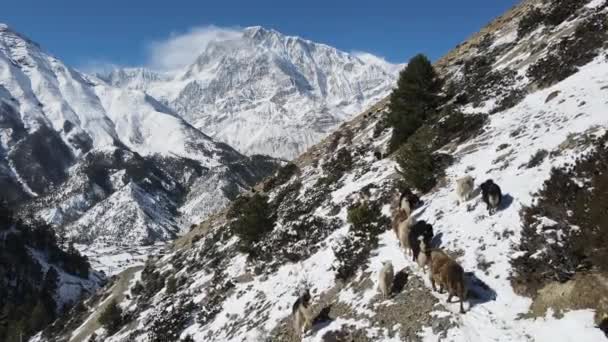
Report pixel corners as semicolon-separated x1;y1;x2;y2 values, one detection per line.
4;0;518;71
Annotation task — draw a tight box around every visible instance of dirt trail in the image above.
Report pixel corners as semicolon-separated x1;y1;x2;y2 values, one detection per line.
69;265;143;342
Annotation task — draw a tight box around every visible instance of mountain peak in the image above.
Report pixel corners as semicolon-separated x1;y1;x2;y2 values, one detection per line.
105;25;397;159
0;22;40;48
242;25;286;44
243;25;277;38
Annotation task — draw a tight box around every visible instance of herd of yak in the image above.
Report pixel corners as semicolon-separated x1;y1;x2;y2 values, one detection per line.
291;175;503;336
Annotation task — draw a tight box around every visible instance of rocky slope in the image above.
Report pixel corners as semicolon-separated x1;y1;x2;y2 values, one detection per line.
0;23;278;248
30;0;608;341
102;26;399;159
0;204;105;342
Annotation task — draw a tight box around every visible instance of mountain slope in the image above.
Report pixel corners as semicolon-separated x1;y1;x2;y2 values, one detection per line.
0;23;278;248
103;26;398;159
32;1;608;341
29;1;608;341
0;203;105;342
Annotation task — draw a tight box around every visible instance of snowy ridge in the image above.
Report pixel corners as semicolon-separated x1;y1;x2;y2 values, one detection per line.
0;24;278;249
104;26;399;159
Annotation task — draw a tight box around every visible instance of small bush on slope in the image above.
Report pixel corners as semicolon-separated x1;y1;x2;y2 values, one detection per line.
228;193;275;249
543;0;587;27
435;110;487;146
459;54;519;109
246;178;340;268
316;148;353;187
262;162;299;192
517;0;588;40
517;8;545;39
527;13;607;88
98;299;123;335
332;202;390;281
252;216;342;268
139;261;166;301
165;275;177;295
196;271;234;327
147;297;197;342
512;132;608;296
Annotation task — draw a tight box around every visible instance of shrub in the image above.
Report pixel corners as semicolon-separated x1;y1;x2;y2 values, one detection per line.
387;54;442;151
436;111;487;145
346;203;385;236
491;88;527;114
140;262;166;300
62;242;90;278
372;114;389;139
316;148;353;187
543;0;586;27
98;299;123;335
332;202;389;280
511;132;608;296
252;216;341;266
526;149;549;168
0;211;95;341
459;55;519;108
229;194;274;247
196;272;234;326
165;275;177;295
517;8;545;39
527;13;607;87
148;298;197;342
476;33;495;52
262;162;299;192
131;281;144;296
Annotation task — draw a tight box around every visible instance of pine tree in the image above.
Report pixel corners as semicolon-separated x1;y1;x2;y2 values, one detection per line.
41;267;60;307
230;193;274;245
28;267;60;333
64;241;90;278
29;300;53;333
4;320;25;342
0;198;13;230
387;54;441;151
165;275;177;295
395;139;437;192
98;299;123;335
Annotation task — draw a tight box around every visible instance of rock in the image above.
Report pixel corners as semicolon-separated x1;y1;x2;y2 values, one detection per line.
545;90;561;103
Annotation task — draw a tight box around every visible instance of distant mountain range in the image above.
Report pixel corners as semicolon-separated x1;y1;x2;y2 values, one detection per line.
0;23;277;246
101;26;399;159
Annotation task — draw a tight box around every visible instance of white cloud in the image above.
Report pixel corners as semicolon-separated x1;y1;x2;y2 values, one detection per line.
352;51;404;75
146;25;242;71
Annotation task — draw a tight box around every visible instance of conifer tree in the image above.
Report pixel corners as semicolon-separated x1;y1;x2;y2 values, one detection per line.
230;193;274;245
395;139;436;192
98;299;123;335
388;54;441;151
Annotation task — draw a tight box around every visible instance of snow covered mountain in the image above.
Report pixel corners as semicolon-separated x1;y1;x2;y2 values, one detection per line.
101;26;399;159
34;1;608;341
0;23;278;246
